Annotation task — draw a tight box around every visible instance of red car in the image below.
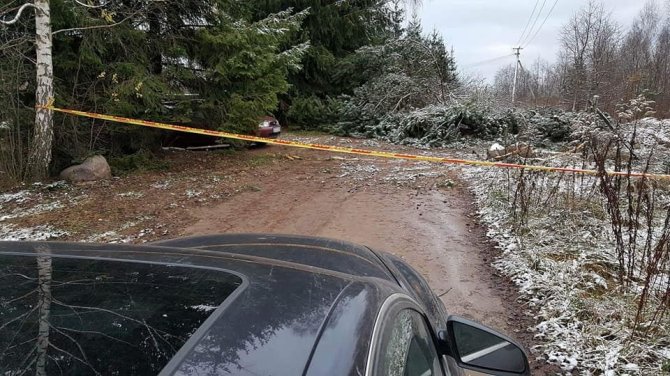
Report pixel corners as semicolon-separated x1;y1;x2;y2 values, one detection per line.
256;116;281;139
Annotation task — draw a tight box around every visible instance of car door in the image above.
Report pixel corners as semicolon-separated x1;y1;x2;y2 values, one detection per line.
367;294;448;376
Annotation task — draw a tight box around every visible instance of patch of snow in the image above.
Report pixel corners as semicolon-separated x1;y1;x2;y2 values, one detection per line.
489;142;505;151
44;181;67;190
185;190;202;199
362;139;381;147
151;180;171;189
117;191;144;198
0;190;32;204
0;224;68;241
338;162;380;181
0;201;65;222
383;164;440;183
84;231;133;244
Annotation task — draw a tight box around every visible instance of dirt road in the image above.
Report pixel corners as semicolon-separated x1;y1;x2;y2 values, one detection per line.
1;133;530;352
185;137;515;334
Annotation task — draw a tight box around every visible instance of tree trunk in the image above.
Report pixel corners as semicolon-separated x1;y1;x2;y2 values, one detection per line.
148;9;162;75
35;246;53;376
29;0;54;180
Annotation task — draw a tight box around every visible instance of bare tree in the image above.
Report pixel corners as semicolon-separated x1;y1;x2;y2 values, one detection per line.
619;1;661;99
653;21;670;116
559;1;620;111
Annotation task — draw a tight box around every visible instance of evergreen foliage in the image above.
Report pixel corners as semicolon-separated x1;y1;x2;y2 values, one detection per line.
1;0;311;175
0;0;466;180
337;15;461;143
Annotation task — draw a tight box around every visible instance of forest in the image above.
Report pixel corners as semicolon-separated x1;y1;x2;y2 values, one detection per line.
0;0;456;183
2;1;669;185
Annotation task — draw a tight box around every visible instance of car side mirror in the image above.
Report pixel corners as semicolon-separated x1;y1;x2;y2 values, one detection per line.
439;316;530;376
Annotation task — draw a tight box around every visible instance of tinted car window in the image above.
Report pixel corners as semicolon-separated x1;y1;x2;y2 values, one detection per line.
377;309;442;376
0;254;242;375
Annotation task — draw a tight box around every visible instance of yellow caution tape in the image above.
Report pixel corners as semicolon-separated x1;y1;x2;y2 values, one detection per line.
39;104;670;181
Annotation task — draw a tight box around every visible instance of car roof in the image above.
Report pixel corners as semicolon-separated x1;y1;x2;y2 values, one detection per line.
151;233;397;281
0;235;404;375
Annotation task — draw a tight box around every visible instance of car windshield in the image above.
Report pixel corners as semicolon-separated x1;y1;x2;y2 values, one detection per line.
0;253;242;375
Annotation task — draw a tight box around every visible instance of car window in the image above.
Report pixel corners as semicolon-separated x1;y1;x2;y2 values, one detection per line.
377;308;442;376
0;254;242;375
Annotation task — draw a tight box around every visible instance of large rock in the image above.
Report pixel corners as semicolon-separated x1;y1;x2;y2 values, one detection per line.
60;155;112;183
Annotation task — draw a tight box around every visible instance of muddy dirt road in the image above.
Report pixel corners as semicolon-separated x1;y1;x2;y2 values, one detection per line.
1;133;532;356
185;137;515;335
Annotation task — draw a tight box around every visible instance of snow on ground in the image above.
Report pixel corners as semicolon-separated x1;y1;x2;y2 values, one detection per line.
461;164;669;374
454;118;670;374
0;224;69;241
0;183;74;241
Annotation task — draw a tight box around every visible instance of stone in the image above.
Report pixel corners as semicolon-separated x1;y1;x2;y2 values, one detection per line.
60;155;112;183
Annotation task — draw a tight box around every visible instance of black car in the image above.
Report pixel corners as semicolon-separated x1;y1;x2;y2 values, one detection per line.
0;234;529;376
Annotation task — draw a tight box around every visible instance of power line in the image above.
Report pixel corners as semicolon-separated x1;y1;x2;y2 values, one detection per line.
462;54;515;68
523;0;560;47
521;0;548;46
517;0;541;46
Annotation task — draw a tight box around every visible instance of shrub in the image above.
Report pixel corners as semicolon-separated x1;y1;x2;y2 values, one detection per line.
338;102;524;147
286;96;341;130
530;110;574;142
109;150;169;175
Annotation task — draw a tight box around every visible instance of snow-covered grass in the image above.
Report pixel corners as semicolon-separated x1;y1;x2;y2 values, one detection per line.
0;224;69;241
0;200;65;222
456;117;670;374
462;165;669;374
0;185;72;241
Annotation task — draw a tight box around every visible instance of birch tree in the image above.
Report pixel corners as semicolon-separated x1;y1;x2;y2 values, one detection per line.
1;1;53;180
1;0;140;180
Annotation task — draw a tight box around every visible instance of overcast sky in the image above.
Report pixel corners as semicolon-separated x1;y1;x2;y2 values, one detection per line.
420;0;648;83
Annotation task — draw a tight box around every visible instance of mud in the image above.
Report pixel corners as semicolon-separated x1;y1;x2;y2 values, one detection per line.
186;148;512;334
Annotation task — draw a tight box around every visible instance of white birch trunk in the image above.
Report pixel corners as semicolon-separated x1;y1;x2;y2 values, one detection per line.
29;0;54;180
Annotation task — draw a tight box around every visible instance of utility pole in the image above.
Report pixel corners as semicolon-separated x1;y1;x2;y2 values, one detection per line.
511;46;522;105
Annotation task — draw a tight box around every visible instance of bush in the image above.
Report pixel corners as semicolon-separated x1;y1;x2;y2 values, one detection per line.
286;96;341;130
529;110;574;142
109;150;169;175
338;102;524;147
